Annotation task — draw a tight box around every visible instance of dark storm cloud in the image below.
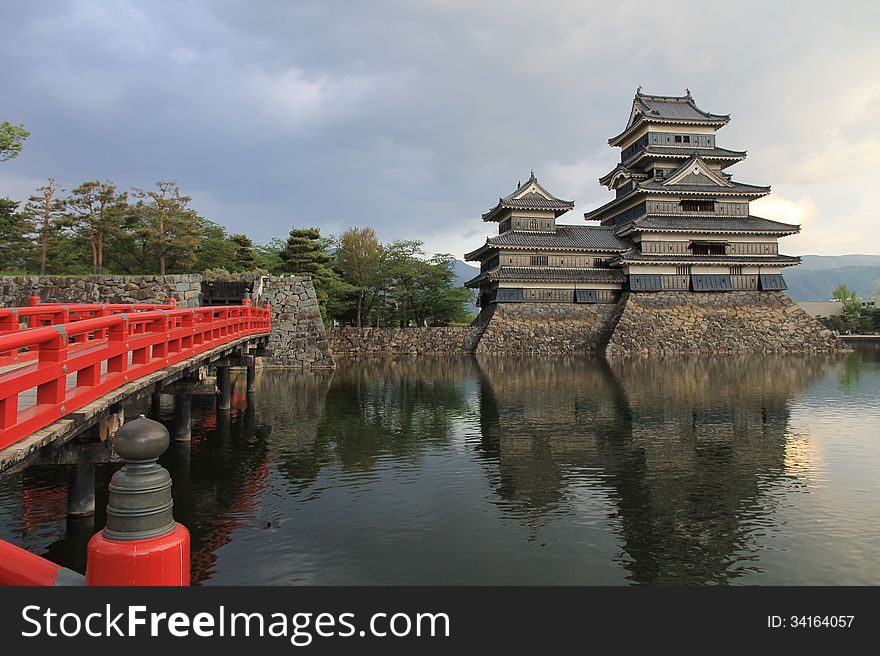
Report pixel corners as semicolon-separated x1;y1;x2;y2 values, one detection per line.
1;0;879;256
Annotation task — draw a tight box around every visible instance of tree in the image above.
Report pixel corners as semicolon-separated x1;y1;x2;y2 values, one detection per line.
68;180;127;274
335;227;383;327
0;198;34;271
0;121;29;162
374;240;473;327
229;233;257;272
832;282;862;332
278;227;341;317
254;238;285;272
25;179;66;275
133;181;200;275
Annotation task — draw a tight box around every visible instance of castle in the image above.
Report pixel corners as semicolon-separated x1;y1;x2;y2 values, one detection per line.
466;89;798;308
462;90;840;355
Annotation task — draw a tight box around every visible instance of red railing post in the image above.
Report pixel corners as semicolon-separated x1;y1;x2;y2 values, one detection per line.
29;295;40;307
36;326;68;412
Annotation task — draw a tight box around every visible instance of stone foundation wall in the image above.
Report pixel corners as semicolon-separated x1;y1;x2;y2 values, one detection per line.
327;326;482;356
261;275;335;368
475;302;622;355
0;274;203;308
606;291;843;356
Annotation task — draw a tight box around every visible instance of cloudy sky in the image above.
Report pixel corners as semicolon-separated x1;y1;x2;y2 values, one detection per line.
1;0;878;259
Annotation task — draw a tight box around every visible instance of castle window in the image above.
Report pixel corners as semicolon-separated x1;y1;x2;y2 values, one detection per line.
690;241;727;256
683;136;691;143
730;266;744;275
681;200;715;212
654;169;664;178
530;255;548;266
674;135;682;143
528;218;538;230
676;265;692;276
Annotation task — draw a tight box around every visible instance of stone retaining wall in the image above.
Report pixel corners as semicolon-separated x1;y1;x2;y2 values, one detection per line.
0;274;203;308
261;275;334;368
0;273;335;368
475;302;622;355
327;326;482;355
606;290;843;356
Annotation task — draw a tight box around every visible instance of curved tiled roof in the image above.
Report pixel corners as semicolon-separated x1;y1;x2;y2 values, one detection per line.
617;215;799;236
613;250;801;266
637;179;770;195
481;173;575;221
465;266;625;287
488;226;632;250
623;145;747;167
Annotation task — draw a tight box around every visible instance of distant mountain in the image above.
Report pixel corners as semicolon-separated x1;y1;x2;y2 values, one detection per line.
452;260;479;313
452;255;880;303
785;255;880;300
452;259;478;286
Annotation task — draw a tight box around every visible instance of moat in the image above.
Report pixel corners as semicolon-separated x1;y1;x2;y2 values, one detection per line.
1;348;878;585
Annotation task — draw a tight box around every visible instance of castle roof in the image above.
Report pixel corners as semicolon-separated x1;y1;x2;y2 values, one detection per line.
464;225;632;261
616;215;800;237
609;89;730;146
481;172;574;222
465;266;626;288
622;145;747;168
612;250;801;267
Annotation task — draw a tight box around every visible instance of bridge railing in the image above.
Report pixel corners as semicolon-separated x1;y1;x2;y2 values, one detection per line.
0;300;271;450
0;297;179;365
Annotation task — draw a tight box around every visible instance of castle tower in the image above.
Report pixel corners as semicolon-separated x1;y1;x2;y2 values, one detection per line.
586;89;799;292
464;173;629;310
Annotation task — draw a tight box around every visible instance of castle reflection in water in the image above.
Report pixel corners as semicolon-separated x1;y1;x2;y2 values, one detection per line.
2;350;874;585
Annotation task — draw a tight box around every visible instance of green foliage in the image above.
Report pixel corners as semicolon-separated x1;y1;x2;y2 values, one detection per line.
0;198;34;271
24;179;67;275
278;227;342;317
229;234;257;272
335;227;383;327
330;238;473;327
254;238;286;272
67;180;127;274
0;121;29;162
133;181;200;275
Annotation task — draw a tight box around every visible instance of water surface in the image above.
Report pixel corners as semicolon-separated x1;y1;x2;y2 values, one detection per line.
1;348;878;585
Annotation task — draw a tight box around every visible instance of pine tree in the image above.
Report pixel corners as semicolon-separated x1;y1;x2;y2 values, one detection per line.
0;198;34;271
133;181;199;275
278;227;340;317
229;233;257;272
25;179;65;275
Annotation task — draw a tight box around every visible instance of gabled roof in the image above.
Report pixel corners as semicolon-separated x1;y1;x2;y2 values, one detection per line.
464;225;633;261
598;165;648;188
610;89;730;146
662;154;732;187
481;172;575;222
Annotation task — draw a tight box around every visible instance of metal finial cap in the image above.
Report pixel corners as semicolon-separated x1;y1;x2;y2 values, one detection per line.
113;415;170;462
104;415;175;541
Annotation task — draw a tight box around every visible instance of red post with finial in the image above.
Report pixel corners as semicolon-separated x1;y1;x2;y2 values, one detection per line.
86;415;190;586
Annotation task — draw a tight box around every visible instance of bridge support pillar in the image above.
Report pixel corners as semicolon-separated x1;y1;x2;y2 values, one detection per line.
246;362;256;394
67;464;95;517
150;391;162;418
173;393;192;442
217;365;231;411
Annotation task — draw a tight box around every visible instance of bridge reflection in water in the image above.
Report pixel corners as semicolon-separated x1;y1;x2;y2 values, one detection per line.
1;351;878;585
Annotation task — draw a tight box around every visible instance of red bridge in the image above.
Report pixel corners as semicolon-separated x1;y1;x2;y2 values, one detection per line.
0;297;271;472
